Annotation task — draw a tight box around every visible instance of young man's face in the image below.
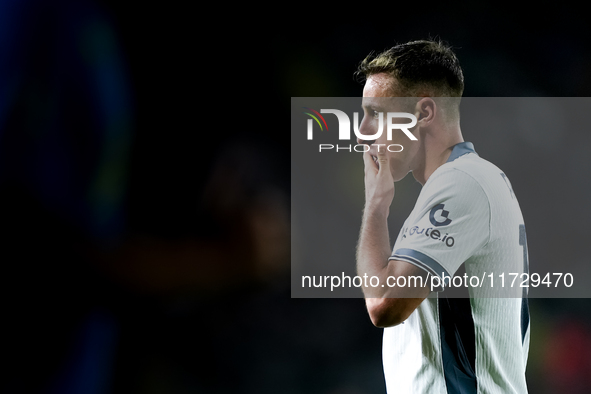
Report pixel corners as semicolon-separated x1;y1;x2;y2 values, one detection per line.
359;73;421;182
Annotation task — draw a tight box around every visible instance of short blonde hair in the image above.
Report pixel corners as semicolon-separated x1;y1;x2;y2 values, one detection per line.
356;40;464;98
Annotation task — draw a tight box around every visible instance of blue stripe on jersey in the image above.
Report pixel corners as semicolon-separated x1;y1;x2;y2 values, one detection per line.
439;264;477;394
446;142;478;163
392;248;451;282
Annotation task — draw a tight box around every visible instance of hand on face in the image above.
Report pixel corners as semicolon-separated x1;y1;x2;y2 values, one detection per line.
363;144;395;217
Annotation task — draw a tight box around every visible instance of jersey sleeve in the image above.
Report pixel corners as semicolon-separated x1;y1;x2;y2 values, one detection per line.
390;167;490;290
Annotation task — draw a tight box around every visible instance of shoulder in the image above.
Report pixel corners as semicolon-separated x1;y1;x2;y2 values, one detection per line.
412;153;493;239
419;153;491;206
424;152;507;200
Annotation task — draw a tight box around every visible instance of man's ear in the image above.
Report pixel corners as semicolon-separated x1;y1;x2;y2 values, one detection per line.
415;97;436;126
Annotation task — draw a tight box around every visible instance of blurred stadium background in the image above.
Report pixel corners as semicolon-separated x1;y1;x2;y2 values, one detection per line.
1;1;590;393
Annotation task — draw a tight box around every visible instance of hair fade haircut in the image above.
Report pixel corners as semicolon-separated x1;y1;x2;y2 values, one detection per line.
356;40;464;98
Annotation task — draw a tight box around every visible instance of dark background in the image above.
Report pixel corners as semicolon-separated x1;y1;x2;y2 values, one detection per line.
1;1;590;393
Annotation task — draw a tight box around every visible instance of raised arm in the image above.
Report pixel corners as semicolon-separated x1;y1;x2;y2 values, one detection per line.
357;147;430;327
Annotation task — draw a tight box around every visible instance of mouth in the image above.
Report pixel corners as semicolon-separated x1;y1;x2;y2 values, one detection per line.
358;138;379;164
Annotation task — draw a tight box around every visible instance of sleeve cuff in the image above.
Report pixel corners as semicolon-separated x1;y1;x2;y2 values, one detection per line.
389;248;451;292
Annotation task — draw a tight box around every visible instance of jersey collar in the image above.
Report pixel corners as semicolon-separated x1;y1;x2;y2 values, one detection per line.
446;142;478;163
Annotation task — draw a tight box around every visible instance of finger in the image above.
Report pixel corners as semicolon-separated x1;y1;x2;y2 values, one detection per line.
376;146;389;173
362;150;378;171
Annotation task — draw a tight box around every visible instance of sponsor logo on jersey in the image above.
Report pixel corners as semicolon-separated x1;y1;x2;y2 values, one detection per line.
401;225;455;247
429;203;452;227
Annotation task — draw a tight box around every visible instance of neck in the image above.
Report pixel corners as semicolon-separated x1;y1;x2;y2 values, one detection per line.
412;124;463;186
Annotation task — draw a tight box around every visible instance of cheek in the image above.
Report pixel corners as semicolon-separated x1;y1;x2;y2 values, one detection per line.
388;130;410;144
359;117;382;139
374;119;387;137
376;133;388;144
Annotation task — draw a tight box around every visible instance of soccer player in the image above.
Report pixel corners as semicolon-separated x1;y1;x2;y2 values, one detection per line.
355;40;530;393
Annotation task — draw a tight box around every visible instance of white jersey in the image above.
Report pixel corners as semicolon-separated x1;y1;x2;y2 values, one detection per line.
383;142;530;393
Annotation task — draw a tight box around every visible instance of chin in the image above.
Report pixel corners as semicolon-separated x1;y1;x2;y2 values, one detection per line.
388;158;410;181
391;170;411;183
